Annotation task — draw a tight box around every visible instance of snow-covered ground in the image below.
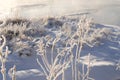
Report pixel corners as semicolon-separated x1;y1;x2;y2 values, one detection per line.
0;16;120;80
0;0;120;80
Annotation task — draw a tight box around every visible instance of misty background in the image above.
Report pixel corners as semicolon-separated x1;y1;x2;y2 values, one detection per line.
0;0;120;26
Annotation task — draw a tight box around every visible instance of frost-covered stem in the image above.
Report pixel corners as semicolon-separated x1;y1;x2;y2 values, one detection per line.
51;38;57;66
1;58;6;80
74;43;79;80
53;60;71;80
41;47;50;72
53;53;61;67
51;41;55;66
51;37;60;66
82;64;85;80
43;49;51;70
12;65;16;80
81;54;91;80
37;59;48;77
86;53;91;80
68;38;75;80
62;69;65;80
74;19;84;80
0;35;6;51
0;35;7;80
72;60;74;80
41;55;50;72
78;40;83;59
74;41;80;80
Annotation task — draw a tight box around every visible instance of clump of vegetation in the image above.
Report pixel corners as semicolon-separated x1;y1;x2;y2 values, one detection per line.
0;24;27;40
0;19;46;41
0;18;30;27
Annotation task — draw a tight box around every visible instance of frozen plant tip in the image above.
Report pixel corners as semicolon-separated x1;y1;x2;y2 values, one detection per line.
9;65;16;80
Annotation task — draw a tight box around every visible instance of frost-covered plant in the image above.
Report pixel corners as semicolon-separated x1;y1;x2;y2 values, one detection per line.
0;35;10;80
36;16;95;80
86;27;112;47
37;37;73;80
0;24;27;40
0;35;17;80
0;19;46;41
71;15;93;80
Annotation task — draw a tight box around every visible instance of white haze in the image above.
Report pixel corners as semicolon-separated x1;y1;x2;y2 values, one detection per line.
0;0;120;26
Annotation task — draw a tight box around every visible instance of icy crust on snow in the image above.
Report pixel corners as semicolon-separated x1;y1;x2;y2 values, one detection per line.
0;16;120;80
